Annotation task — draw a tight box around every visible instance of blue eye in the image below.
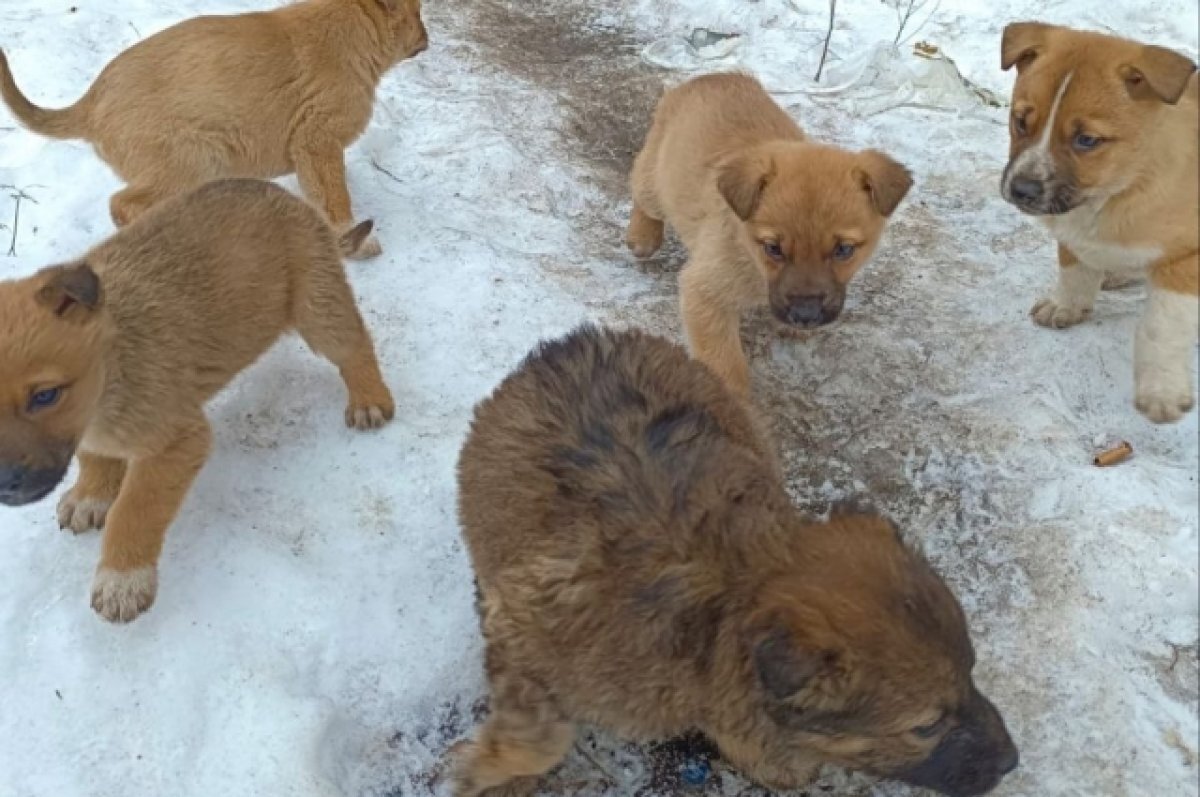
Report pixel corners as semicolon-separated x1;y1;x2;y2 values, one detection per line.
28;387;62;411
762;241;784;261
1073;133;1101;152
833;242;857;261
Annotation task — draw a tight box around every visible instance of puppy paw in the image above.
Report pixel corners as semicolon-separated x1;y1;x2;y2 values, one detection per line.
347;234;383;261
1135;381;1195;424
57;493;113;534
91;566;157;623
1031;298;1091;329
626;212;664;259
345;390;395;431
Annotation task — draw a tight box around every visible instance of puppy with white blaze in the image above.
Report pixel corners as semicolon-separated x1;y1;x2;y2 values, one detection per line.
1000;22;1199;424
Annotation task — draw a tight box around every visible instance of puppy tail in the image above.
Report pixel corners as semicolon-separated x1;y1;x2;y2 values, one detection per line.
338;220;374;257
0;49;90;139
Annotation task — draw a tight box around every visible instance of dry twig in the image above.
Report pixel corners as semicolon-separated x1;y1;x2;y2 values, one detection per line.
814;0;838;82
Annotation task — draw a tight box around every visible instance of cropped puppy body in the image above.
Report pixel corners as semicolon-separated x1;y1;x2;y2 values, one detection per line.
0;0;428;258
0;179;394;622
627;73;912;395
1000;23;1199;423
454;326;1017;797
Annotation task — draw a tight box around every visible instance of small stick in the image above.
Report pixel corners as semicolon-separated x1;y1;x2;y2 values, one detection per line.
1;184;42;257
1093;441;1133;467
814;0;837;82
369;157;404;185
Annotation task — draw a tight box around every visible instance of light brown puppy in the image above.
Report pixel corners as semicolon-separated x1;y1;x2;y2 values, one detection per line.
627;73;912;396
0;0;428;259
0;178;395;623
453;325;1017;797
1000;23;1199;423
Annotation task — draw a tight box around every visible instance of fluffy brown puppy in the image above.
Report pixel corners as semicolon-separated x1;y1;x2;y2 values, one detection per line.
0;178;395;623
0;0;428;259
453;325;1017;797
999;23;1198;423
627;73;912;396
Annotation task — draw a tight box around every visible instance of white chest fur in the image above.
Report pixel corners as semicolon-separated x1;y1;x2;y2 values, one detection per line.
1044;209;1162;273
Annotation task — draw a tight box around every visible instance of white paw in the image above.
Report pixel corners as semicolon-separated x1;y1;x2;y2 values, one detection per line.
347;234;383;260
1135;380;1195;424
1031;297;1091;329
90;566;157;623
57;493;113;534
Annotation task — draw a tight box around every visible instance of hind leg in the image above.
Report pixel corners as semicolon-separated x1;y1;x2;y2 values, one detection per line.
294;255;394;430
109;184;175;228
451;670;575;797
626;148;665;258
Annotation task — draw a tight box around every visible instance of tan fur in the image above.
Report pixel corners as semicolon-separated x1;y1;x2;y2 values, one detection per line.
452;326;1016;797
1000;23;1199;422
0;0;427;258
0;179;394;622
627;73;912;396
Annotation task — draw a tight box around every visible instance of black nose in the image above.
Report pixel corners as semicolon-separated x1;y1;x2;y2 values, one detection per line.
0;462;65;506
1010;177;1043;202
785;296;825;326
0;464;28;503
998;746;1019;776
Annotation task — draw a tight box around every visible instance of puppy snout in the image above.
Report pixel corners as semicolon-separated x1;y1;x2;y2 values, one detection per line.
0;462;67;506
784;295;832;327
1009;177;1044;203
998;746;1019;777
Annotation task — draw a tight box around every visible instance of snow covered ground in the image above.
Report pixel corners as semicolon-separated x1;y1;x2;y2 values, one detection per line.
0;1;1196;796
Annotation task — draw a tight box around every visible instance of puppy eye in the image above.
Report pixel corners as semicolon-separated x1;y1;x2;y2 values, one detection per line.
762;241;785;261
1073;133;1102;152
1013;112;1029;136
832;242;856;261
911;713;948;739
28;387;63;412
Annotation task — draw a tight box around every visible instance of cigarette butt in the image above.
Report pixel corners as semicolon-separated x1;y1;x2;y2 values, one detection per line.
1093;441;1133;467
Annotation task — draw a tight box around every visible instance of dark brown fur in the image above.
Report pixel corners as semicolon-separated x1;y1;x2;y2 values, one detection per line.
453;326;1017;797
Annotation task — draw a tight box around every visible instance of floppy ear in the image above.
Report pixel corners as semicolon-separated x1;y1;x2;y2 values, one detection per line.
752;626;839;700
854;150;912;217
1119;46;1197;104
716;151;774;221
1001;21;1053;72
35;262;101;321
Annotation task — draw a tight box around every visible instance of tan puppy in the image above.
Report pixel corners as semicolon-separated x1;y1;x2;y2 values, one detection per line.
453;325;1018;797
1000;23;1199;423
0;0;428;259
627;73;912;396
0;178;395;622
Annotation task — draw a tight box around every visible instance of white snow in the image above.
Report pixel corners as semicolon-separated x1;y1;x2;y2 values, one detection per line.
0;1;1196;796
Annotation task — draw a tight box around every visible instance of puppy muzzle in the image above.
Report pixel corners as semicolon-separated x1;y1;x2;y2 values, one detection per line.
0;462;69;506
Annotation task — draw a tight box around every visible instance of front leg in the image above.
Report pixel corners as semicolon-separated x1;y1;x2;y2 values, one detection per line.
57;452;126;534
680;262;750;397
1135;255;1198;423
714;732;820;791
291;135;380;260
91;418;212;623
1031;244;1104;328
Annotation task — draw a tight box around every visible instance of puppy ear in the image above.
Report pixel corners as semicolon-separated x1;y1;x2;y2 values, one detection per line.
854;150;912;217
1001;22;1052;72
716;151;774;221
1119;46;1197;104
752;626;839;700
35;262;101;321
